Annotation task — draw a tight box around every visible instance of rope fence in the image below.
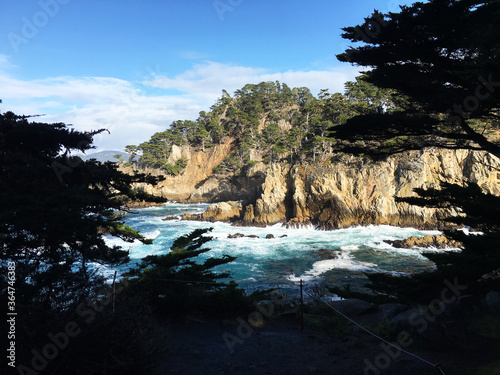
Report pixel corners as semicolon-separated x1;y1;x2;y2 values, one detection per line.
113;276;447;374
318;297;446;375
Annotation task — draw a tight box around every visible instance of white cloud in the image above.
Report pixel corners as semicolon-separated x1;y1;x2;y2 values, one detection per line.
0;61;360;151
0;74;204;151
146;61;360;103
0;54;17;73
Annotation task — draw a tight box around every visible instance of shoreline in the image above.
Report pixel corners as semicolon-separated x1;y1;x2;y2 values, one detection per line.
127;200;452;233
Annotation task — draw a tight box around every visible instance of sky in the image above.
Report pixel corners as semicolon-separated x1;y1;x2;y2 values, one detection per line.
0;0;415;152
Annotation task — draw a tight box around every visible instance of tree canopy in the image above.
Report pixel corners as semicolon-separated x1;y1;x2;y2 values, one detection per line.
0;111;165;310
330;0;500;305
334;0;500;158
132;79;399;172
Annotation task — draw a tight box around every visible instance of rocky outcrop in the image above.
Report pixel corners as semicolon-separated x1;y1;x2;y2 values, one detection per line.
246;164;292;225
130;138;265;203
181;201;243;222
384;235;462;249
133;146;500;229
241;149;500;229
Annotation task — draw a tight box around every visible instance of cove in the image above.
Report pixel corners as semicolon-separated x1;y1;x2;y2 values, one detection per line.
101;203;447;294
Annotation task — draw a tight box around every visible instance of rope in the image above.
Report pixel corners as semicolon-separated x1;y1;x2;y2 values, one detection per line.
318;298;446;374
128;273;447;374
123;273;447;374
150;276;258;285
153;278;228;285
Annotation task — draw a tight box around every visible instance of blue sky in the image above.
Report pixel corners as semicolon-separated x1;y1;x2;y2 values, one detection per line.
0;0;415;152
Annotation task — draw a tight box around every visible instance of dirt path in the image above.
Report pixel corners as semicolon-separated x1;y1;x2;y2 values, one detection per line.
151;315;448;375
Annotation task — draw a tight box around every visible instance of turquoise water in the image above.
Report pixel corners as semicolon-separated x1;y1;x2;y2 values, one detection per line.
101;203;444;293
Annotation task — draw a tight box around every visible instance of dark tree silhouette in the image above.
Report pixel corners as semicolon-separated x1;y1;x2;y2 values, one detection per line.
333;0;500;158
330;0;500;305
0;111;165;310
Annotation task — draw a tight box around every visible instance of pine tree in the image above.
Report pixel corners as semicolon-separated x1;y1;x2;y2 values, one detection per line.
0;111;165;310
334;0;500;158
126;228;244;316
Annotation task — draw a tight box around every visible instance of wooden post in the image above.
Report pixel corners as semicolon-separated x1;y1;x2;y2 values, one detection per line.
300;279;304;330
112;271;117;315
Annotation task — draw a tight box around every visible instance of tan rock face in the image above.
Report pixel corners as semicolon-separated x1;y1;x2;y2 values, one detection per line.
252;164;291;225
243;149;500;229
384;235;462;249
135;146;500;229
134;138;236;202
181;201;243;222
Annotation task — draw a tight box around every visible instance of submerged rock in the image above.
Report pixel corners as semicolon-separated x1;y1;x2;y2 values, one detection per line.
162;216;179;221
312;249;341;260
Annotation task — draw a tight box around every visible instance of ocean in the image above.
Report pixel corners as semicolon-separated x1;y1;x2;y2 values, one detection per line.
101;203;446;294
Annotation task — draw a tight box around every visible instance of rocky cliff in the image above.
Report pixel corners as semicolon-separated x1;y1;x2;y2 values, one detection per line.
241;149;500;229
129;138;265;203
131;146;500;229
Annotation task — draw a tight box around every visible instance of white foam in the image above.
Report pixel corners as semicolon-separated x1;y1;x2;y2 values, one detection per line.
143;229;161;239
102;204;444;285
341;245;360;251
287;252;379;282
458;226;483;236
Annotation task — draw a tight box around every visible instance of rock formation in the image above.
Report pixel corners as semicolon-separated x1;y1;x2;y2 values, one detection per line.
130;138;264;203
181;201;243;222
132;146;500;229
241;149;500;229
384;235;462;249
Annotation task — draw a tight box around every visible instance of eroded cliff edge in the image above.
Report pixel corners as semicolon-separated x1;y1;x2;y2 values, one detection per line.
129;147;500;229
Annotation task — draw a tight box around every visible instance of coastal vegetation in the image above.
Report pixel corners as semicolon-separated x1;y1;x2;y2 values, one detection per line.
129;77;402;176
1;0;499;373
0;111;251;373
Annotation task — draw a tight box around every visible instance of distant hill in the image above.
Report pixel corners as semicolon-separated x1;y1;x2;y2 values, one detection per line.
80;150;127;163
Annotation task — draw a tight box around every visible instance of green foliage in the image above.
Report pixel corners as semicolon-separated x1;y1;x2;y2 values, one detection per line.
126;228;248;317
129;78;402;171
331;0;500;305
212;155;242;175
124;144;139;163
0;111;168;374
161;158;188;176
